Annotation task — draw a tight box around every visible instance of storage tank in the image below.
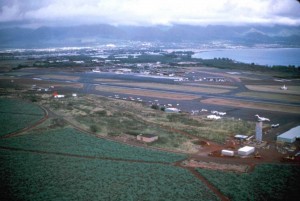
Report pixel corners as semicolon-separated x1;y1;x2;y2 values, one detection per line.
256;122;263;142
221;150;234;156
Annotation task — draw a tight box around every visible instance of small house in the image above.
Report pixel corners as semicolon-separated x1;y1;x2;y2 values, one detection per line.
53;91;65;98
137;134;158;143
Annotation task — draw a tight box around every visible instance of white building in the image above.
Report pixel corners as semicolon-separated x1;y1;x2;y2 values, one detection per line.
54;95;65;98
277;126;300;143
165;108;180;113
207;115;221;120
238;146;255;156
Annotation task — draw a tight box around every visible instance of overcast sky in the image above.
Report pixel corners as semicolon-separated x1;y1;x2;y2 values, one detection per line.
1;0;300;28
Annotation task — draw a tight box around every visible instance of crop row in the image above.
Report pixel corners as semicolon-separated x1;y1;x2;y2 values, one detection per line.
0;113;43;136
0;98;44;136
0;150;219;201
197;164;300;201
0;98;44;115
0;127;186;163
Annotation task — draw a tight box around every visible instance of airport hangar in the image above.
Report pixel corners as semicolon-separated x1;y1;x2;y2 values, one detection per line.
277;126;300;143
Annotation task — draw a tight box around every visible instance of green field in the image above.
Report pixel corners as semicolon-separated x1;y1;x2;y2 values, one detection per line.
0;127;186;163
158;114;255;143
0;98;44;136
0;150;219;201
197;164;300;201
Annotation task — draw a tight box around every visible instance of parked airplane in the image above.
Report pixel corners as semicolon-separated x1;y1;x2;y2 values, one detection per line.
280;85;287;90
271;124;280;128
255;114;270;122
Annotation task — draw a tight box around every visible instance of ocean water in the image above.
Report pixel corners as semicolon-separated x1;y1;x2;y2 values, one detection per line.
192;48;300;67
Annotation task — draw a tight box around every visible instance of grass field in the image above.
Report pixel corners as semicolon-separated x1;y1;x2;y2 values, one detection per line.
42;96;194;152
245;85;300;95
0;150;219;201
39;74;80;81
94;80;232;94
3;72;34;76
95;85;199;100
197;164;300;201
201;98;300;114
152;114;255;143
0;98;44;136
236;91;300;103
41;95;255;151
0;127;186;163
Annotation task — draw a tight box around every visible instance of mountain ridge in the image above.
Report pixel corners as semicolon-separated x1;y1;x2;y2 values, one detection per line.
0;24;299;48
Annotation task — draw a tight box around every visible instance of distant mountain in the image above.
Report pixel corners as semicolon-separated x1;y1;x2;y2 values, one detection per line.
0;24;299;48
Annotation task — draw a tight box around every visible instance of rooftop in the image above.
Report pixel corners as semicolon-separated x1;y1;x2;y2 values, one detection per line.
235;134;248;139
238;146;255;152
278;125;300;139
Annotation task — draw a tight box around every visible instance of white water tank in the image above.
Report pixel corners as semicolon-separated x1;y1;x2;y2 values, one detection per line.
221;150;234;156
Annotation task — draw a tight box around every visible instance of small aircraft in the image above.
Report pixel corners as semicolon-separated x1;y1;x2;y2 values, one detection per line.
255;114;270;122
280;85;287;90
271;124;280;128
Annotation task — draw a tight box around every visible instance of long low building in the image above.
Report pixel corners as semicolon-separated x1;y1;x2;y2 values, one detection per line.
277;125;300;143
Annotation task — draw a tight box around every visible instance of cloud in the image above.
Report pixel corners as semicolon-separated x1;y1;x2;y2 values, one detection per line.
0;0;300;27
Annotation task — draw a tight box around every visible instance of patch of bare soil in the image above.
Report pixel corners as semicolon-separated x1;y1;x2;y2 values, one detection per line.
182;160;249;172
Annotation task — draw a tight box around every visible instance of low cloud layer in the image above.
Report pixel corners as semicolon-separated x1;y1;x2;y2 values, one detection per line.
1;0;300;28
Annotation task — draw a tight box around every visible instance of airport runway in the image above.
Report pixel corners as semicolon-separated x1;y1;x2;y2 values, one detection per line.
19;69;300;125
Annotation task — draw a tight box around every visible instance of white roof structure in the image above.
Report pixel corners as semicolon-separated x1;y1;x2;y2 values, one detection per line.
165;108;180;113
221;150;234;156
277;126;300;143
238;146;255;156
54;94;65;98
234;135;248;140
207;115;221;120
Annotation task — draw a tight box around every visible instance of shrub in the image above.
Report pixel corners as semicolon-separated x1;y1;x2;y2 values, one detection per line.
151;104;159;110
95;110;107;116
89;125;98;133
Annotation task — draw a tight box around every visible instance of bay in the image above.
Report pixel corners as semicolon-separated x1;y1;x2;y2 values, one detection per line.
192;48;300;67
